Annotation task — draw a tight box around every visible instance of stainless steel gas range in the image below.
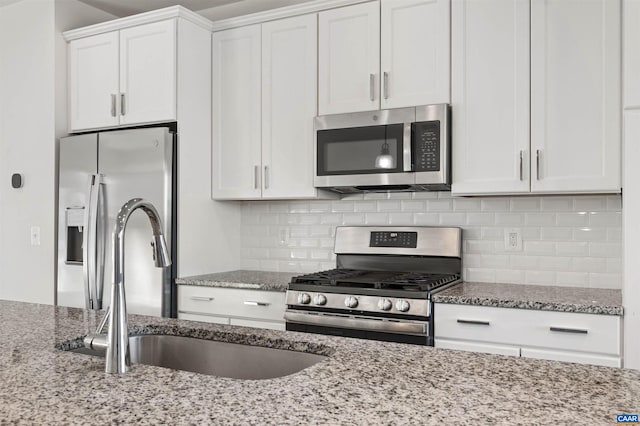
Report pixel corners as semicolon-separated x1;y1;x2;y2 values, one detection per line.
285;226;462;345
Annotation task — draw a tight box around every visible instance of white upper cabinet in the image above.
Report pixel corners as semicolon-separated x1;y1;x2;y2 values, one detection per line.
68;20;177;131
212;24;262;200
212;15;334;200
69;32;119;130
261;14;319;199
452;0;621;195
319;0;450;115
119;20;177;126
318;1;380;115
530;0;621;193
452;0;530;194
380;0;450;109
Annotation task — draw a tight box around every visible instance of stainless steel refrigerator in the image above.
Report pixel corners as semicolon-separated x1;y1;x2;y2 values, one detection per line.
57;127;176;317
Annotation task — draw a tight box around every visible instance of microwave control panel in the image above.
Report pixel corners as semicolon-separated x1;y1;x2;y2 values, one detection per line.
412;121;440;172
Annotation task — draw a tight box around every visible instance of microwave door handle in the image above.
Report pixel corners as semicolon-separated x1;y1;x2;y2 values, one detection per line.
403;123;413;171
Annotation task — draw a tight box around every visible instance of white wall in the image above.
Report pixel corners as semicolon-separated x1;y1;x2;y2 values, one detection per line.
240;193;622;289
623;0;640;370
0;0;114;304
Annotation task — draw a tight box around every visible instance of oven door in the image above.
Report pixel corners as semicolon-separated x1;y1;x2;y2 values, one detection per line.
314;108;415;189
285;309;432;345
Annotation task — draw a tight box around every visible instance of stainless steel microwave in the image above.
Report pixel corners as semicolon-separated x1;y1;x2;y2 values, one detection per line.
314;104;451;194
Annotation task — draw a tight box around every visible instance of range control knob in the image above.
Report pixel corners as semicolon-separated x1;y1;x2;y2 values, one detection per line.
344;296;359;309
313;294;327;306
297;293;311;304
396;299;410;312
377;299;393;311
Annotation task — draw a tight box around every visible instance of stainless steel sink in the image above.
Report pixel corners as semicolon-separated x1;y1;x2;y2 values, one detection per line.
70;334;327;379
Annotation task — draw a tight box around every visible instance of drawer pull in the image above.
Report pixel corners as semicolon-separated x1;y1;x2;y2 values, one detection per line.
244;301;270;307
190;296;214;302
549;326;588;334
457;319;490;326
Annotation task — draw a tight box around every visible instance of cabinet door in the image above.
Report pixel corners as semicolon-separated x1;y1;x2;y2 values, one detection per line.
212;25;262;199
435;338;521;357
530;0;621;193
520;347;621;368
318;1;380;114
261;15;318;199
451;0;530;195
119;20;177;126
69;32;119;131
380;0;450;109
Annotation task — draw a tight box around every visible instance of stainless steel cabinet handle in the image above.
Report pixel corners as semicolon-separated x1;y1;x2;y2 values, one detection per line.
519;150;524;181
120;93;126;116
457;319;490;326
110;94;116;117
254;165;259;189
536;149;541;180
383;72;389;99
190;296;214;302
264;166;269;190
244;301;270;306
549;326;588;334
369;73;375;102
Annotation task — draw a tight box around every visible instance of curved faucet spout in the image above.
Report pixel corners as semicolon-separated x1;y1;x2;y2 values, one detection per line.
105;198;171;374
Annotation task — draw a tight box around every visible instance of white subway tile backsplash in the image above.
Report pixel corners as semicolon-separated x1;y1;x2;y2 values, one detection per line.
495;213;525;226
556;212;589;226
573;228;608;242
240;194;622;288
574;196;607;211
427;199;453;211
342;213;365;225
389;213;414;225
556;242;589;256
354;201;378;212
556;272;589;286
378;200;402;212
541;197;573;211
524;270;556;285
510;198;540;211
365;213;389;224
481;199;510;211
401;200;427;211
466;213;494;226
413;213;439;225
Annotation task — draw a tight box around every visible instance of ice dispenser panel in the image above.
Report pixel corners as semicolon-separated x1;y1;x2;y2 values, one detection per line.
66;207;84;264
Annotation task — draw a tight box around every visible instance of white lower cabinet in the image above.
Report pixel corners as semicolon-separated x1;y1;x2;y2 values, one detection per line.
178;285;286;331
434;303;622;367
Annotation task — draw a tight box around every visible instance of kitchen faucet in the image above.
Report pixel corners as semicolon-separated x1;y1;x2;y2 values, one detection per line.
84;198;171;374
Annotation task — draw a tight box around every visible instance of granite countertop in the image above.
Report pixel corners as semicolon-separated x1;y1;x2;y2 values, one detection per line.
2;300;639;424
432;282;623;316
175;270;297;292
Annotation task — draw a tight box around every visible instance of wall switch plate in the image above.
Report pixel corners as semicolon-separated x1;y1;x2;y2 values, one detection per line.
30;226;41;246
278;228;290;247
505;228;522;251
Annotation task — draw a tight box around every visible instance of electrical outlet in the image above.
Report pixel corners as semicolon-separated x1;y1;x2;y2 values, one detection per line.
30;226;41;246
504;228;522;252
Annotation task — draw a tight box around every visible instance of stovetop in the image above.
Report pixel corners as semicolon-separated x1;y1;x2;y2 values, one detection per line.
291;268;460;293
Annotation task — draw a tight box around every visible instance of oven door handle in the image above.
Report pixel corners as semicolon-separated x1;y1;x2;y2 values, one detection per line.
284;310;428;336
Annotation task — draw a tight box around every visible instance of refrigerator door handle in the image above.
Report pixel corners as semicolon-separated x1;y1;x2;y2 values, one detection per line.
83;174;102;310
94;175;106;309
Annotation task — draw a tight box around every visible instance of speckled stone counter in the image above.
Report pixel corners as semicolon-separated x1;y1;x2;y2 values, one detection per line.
432;282;623;315
176;270;297;292
1;300;639;424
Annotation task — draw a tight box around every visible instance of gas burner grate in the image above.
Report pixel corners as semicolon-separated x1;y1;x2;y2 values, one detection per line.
292;269;459;292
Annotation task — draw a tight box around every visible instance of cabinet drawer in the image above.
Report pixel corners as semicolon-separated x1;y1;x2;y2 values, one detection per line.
520;347;621;368
178;286;286;322
435;338;520;357
434;304;621;356
230;318;285;331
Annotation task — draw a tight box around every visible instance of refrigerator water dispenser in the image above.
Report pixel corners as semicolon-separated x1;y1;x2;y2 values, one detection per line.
66;207;84;264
